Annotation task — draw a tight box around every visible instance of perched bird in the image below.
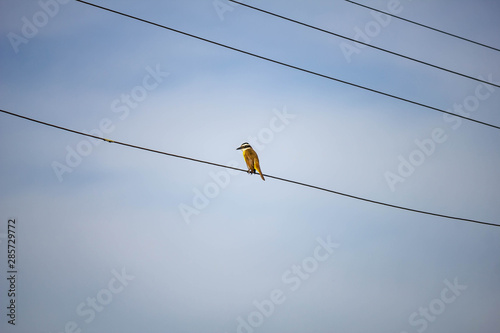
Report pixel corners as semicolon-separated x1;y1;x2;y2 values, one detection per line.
236;142;265;181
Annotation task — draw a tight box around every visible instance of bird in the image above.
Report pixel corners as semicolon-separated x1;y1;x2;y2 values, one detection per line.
236;142;265;181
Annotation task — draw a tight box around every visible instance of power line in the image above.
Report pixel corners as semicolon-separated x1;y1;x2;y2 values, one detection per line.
345;0;500;52
75;0;500;131
228;0;500;89
0;108;498;228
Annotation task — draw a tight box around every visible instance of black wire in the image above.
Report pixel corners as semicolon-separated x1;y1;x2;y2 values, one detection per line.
228;0;500;89
1;108;498;228
344;0;500;52
74;0;500;131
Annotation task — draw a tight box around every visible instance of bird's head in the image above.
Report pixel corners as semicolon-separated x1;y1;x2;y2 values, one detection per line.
236;142;251;150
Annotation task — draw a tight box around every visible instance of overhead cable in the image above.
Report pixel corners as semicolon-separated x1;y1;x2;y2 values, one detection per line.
75;0;500;131
228;0;500;89
344;0;500;52
1;108;498;228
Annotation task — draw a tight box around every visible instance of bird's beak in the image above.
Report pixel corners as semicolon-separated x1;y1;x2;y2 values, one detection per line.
236;146;242;150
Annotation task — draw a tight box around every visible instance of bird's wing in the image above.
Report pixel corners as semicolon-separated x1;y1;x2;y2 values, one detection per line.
243;152;254;170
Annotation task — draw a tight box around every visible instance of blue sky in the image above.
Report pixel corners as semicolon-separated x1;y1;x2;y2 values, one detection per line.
1;0;499;332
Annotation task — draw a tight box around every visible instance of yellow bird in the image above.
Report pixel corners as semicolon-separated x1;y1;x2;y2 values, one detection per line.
236;142;265;181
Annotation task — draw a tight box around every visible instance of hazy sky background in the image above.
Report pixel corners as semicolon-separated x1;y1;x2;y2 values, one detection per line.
1;0;499;332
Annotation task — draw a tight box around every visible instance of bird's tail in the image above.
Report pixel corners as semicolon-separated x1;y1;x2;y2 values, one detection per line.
256;167;265;181
254;160;265;181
